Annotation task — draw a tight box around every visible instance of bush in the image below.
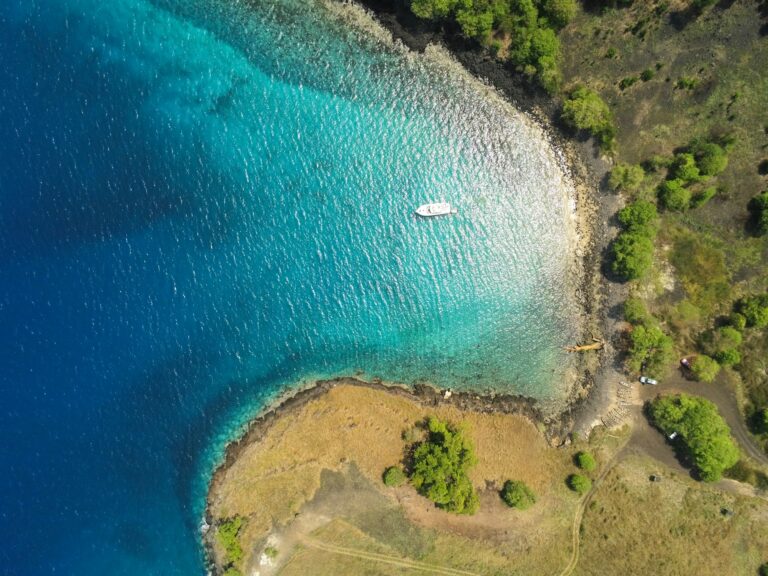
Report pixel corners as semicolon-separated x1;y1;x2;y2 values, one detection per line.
729;312;747;331
640;68;655;81
542;0;577;28
737;293;768;328
670;153;702;183
623;297;650;325
690;186;717;209
690;141;728;176
383;466;406;487
714;348;741;366
689;354;721;383
649;394;739;482
617;200;657;231
410;417;479;514
223;569;242;576
568;474;592;494
619;76;639;90
561;86;616;150
217;517;244;565
658;179;691;211
609;163;645;192
760;562;768;576
575;451;597;472
500;480;537;509
748;192;768;236
628;323;674;376
611;231;655;280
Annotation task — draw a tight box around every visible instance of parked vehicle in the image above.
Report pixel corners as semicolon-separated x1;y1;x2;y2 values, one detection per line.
640;375;658;385
668;431;679;440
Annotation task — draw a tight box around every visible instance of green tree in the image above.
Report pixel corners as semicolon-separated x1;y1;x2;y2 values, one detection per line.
542;0;577;28
575;451;597;472
383;466;407;487
748;192;768;236
623;297;650;325
223;568;243;576
729;312;747;331
410;0;458;19
690;355;721;382
737;294;768;328
714;348;740;366
658;179;691;211
500;480;536;509
670;153;702;183
649;394;739;481
691;142;728;176
617;200;658;232
567;474;592;494
217;517;245;565
627;323;674;376
410;417;479;514
611;231;654;280
609;163;645;192
561;87;615;150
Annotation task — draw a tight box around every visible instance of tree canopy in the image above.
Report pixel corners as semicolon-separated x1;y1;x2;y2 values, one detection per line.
689;354;721;383
609;163;645;192
500;480;536;509
628;323;674;376
649;394;739;482
567;473;592;494
658;179;691;211
737;293;768;328
561;86;615;149
410;417;479;514
748;191;768;236
611;231;654;280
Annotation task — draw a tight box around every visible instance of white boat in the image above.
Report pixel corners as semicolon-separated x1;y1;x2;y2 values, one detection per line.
415;202;458;217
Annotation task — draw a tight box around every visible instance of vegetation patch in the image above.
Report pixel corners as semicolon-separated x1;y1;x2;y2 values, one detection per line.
500;479;536;510
567;473;592;495
648;394;739;482
216;516;245;571
561;86;616;150
410;417;479;514
382;466;407;487
575;450;597;472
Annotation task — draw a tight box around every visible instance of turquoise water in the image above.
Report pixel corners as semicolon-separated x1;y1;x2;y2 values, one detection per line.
0;0;580;573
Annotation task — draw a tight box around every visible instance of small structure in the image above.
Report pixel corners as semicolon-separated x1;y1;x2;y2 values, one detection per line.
649;474;662;483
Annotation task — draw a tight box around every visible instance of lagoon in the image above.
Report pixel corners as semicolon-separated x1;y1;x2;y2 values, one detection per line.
0;0;579;573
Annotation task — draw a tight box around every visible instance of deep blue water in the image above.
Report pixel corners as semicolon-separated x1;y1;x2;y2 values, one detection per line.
0;0;580;573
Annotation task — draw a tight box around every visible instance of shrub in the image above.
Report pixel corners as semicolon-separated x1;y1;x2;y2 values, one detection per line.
737;294;768;328
264;546;278;559
649;394;739;482
619;76;639;90
690;141;728;176
748;192;768;236
576;451;597;472
658;179;691;211
611;231;655;280
561;86;616;150
760;562;768;576
568;474;592;494
410;417;479;514
714;348;741;366
223;569;242;576
500;480;536;509
383;466;407;487
640;68;655;81
617;200;657;231
670;153;703;184
690;186;717;208
610;164;646;192
542;0;577;28
729;312;747;331
623;297;650;325
675;76;698;90
628;323;674;376
217;517;244;565
689;354;721;383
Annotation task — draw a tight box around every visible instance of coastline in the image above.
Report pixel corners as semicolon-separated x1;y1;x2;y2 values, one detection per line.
204;2;622;571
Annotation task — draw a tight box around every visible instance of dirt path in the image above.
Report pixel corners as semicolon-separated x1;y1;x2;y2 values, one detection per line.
557;449;624;576
299;536;481;576
637;372;768;467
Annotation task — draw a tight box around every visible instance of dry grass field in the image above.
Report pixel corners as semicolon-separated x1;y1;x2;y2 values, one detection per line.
207;384;768;575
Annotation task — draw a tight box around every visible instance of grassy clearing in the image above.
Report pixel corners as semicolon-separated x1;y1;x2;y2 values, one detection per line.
209;384;577;573
576;454;768;576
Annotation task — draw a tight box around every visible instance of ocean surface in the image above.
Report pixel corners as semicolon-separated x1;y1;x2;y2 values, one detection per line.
0;0;580;573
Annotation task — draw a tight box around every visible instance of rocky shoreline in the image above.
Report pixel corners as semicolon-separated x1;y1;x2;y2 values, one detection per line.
204;2;621;572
